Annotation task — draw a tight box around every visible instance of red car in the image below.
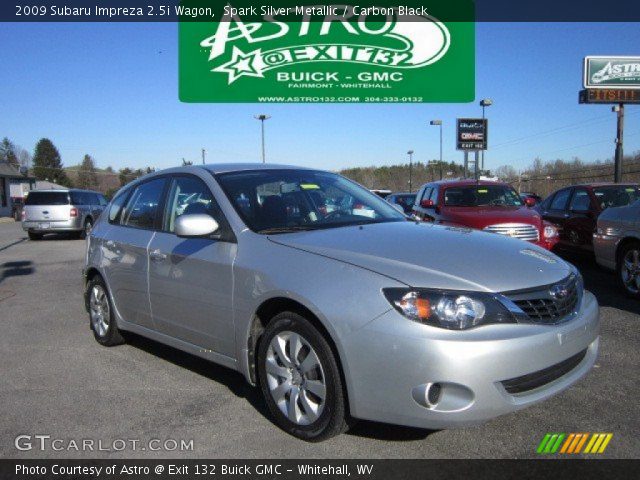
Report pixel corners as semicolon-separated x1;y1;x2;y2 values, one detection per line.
412;180;559;250
539;183;640;253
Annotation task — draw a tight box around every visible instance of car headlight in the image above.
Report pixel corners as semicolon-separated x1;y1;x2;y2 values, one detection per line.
543;222;558;239
383;288;516;330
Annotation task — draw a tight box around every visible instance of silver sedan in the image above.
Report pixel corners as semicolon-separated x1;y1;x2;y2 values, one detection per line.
84;164;599;441
594;199;640;298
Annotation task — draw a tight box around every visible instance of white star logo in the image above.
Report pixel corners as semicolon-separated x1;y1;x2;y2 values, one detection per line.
212;47;264;84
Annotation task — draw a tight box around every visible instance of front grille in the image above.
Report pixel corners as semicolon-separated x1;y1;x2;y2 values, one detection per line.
501;349;587;394
483;223;540;242
511;276;580;324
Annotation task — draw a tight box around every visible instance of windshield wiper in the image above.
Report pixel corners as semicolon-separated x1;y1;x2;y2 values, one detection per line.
258;225;318;234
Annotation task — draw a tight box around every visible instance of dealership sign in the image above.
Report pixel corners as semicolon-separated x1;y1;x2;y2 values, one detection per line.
456;118;487;151
179;1;474;103
584;56;640;89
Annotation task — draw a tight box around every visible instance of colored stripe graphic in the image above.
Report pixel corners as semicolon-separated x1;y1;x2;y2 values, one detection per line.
539;433;613;454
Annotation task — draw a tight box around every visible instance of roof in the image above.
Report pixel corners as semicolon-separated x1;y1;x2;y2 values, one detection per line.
578;182;640;188
34;180;67;190
201;163;314;174
0;162;24;178
389;192;415;196
429;179;509;187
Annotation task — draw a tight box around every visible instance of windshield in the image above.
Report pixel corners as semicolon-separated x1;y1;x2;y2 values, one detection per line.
593;186;640;210
444;185;523;207
215;169;406;233
25;191;70;206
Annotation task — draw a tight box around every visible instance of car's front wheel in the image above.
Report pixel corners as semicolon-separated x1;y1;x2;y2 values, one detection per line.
87;276;125;346
618;242;640;298
257;312;349;442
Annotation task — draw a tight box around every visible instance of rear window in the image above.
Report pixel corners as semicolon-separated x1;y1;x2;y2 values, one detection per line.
593;186;640;210
25;192;69;206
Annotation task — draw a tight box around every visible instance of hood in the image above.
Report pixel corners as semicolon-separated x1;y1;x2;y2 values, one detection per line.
443;206;543;229
268;221;572;292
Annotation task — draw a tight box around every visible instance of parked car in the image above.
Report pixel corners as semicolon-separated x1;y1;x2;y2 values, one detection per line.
593;200;640;298
412;180;559;250
520;192;542;205
539;183;640;253
370;189;391;199
386;192;417;214
84;164;598;441
22;189;108;240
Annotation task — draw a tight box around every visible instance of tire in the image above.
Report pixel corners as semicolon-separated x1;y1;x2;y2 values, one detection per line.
79;218;93;240
86;276;125;346
257;311;349;442
28;232;42;241
617;242;640;299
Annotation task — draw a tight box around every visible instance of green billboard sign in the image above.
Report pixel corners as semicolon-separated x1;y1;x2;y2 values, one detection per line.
179;1;475;103
584;56;640;89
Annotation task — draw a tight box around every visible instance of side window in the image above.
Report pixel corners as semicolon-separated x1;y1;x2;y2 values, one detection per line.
108;190;130;224
70;192;81;205
569;189;591;212
421;187;433;203
89;193;99;205
413;187;425;206
164;176;218;233
550;189;571;211
120;178;166;230
98;195;108;207
429;186;439;203
540;194;553;211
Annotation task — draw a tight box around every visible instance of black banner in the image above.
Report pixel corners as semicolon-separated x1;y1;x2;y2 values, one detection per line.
1;460;639;480
2;0;640;22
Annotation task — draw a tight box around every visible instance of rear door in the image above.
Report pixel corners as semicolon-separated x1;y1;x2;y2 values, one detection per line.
543;188;573;245
24;191;70;222
147;174;237;357
565;187;596;249
103;177;167;330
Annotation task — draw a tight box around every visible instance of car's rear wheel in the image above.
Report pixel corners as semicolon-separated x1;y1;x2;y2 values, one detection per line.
87;276;125;346
257;312;349;442
618;242;640;298
28;232;42;241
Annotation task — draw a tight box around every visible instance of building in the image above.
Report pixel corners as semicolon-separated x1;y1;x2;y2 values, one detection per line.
0;163;34;218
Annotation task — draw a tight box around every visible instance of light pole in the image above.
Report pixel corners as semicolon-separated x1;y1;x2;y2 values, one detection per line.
407;150;414;193
479;99;492;172
254;114;271;163
430;120;443;180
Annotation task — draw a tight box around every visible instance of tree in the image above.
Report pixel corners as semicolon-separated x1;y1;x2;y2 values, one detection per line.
77;154;99;190
118;167;133;186
0;137;19;167
32;138;71;186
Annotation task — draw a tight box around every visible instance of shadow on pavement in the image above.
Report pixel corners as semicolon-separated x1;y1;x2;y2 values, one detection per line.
0;260;34;285
124;332;438;442
557;250;640;316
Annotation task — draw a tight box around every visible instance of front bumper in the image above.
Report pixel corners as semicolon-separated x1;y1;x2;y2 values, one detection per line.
342;291;599;429
22;218;82;233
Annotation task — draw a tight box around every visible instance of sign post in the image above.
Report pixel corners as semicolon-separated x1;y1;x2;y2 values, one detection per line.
456;118;488;179
581;56;640;183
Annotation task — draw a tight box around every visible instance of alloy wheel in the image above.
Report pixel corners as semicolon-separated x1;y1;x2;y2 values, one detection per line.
89;285;110;337
265;331;326;426
621;248;640;294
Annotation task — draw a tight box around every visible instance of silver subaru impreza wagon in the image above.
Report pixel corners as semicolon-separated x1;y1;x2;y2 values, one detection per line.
84;164;599;441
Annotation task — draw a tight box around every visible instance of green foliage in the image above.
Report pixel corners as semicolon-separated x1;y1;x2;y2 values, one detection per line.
0;137;19;167
32;138;72;187
77;154;99;190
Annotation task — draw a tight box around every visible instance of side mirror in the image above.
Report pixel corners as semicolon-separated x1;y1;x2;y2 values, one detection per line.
524;197;536;208
175;214;219;238
420;199;435;209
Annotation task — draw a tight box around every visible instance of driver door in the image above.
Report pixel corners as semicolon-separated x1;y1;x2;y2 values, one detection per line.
147;174;237;358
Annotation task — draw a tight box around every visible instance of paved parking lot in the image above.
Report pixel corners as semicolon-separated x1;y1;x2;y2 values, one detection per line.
0;221;638;459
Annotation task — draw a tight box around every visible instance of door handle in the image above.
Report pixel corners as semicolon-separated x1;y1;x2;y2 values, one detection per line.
149;249;167;262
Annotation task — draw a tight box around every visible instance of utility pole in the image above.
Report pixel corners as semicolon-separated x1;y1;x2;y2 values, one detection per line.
614;104;625;183
407;150;414;193
430;120;443;180
254;114;271;163
480;98;492;172
201;149;206;165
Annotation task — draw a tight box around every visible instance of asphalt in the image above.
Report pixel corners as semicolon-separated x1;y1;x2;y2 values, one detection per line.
0;221;638;459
